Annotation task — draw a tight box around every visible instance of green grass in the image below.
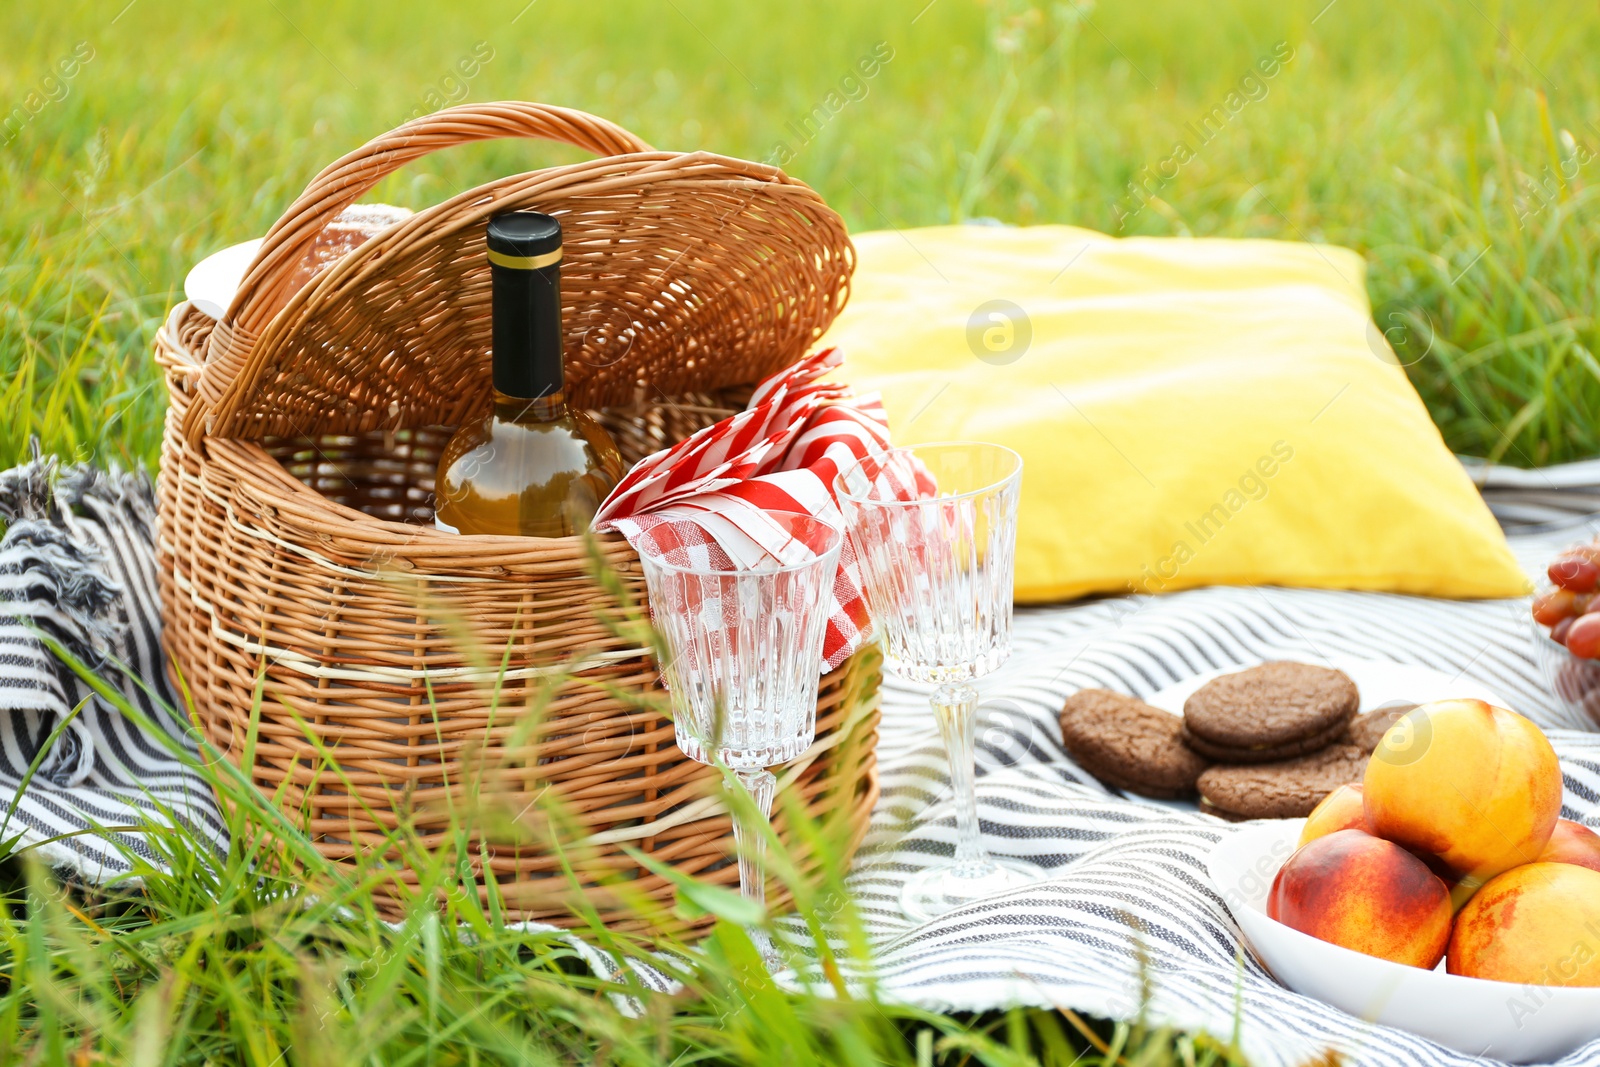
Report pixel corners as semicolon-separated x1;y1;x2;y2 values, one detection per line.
5;0;1600;468
0;578;1253;1066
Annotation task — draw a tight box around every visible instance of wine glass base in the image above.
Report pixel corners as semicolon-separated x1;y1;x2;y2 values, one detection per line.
900;857;1049;923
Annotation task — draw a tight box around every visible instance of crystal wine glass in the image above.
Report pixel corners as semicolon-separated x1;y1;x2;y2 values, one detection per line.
632;512;843;942
836;442;1046;921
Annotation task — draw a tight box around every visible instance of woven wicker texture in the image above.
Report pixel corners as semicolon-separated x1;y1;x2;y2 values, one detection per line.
154;103;876;928
183;101;855;443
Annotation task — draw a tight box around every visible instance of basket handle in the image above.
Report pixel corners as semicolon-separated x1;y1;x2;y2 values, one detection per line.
224;102;654;335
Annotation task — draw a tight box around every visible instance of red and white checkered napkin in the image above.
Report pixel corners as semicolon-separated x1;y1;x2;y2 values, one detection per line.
593;347;913;672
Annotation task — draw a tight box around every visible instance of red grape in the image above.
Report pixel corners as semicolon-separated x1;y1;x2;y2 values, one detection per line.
1567;614;1600;659
1534;588;1579;626
1550;556;1600;592
1553;617;1576;645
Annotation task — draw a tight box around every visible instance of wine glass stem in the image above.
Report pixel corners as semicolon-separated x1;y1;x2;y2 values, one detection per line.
931;682;989;873
732;767;777;912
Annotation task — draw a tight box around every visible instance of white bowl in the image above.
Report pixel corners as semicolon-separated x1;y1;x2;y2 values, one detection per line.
1208;821;1600;1063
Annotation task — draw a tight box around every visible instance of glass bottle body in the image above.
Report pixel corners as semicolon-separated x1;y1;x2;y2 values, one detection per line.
434;391;625;538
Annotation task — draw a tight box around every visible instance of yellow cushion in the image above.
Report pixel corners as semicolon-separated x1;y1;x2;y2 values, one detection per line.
821;225;1528;603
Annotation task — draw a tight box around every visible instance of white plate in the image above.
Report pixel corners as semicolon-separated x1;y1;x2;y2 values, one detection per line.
1119;658;1510;815
1210;821;1600;1062
183;238;263;320
183;205;413;320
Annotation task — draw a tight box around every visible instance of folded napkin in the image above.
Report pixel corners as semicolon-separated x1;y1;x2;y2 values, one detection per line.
593;347;905;671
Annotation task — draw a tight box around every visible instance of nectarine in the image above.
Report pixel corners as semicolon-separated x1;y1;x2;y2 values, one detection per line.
1536;819;1600;874
1268;828;1452;969
1298;784;1368;846
1363;699;1560;898
1448;863;1600;985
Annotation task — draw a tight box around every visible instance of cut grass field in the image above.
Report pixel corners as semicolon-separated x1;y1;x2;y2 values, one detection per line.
0;0;1595;1062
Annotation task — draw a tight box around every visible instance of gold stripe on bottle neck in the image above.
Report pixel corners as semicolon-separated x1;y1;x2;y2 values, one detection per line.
488;248;563;270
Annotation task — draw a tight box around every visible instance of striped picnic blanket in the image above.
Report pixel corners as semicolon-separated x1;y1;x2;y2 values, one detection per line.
4;444;1600;1066
0;453;224;878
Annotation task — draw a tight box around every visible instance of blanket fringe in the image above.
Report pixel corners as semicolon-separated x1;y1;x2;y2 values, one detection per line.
0;446;149;662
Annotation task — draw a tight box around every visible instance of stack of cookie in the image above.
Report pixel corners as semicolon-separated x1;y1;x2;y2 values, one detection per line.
1059;661;1416;820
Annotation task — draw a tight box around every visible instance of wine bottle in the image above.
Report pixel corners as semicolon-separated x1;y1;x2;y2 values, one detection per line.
434;212;625;537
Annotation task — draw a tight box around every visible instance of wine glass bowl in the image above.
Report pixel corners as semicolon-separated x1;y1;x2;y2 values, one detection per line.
837;443;1019;683
1528;526;1600;729
836;442;1046;922
1531;611;1600;729
635;513;842;769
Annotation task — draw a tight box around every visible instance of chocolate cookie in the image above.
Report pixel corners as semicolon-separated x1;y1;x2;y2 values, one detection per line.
1345;702;1418;753
1198;799;1253;823
1060;689;1210;799
1196;744;1369;821
1180;716;1351;764
1182;661;1358;761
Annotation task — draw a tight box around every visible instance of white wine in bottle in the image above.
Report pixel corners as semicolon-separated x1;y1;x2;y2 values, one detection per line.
434;212;626;537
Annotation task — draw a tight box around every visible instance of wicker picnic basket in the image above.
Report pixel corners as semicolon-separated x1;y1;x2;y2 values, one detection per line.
151;102;879;928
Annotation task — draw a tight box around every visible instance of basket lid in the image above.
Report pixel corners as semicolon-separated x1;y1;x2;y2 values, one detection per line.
185;102;854;442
